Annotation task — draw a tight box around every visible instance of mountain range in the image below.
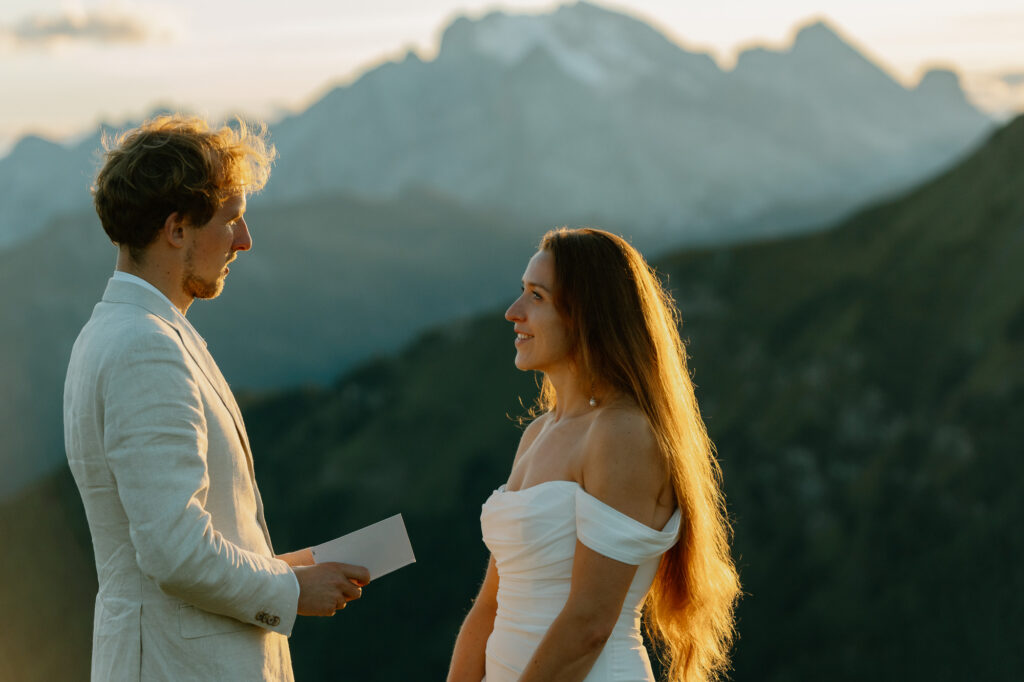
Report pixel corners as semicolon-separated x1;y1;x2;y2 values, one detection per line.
0;1;998;497
3;112;1021;681
0;2;992;251
267;4;989;241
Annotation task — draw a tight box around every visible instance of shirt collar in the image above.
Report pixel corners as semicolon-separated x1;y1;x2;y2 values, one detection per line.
111;270;200;334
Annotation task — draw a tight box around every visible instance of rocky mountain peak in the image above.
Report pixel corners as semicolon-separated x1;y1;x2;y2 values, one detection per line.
791;19;854;54
436;1;714;86
915;68;966;99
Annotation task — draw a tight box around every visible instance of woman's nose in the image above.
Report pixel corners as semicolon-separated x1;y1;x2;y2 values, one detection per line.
505;298;522;322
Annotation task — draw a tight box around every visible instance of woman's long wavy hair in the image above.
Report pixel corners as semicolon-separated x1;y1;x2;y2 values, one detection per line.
535;227;740;682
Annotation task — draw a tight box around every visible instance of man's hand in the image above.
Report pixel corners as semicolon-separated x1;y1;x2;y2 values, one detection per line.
294;562;370;616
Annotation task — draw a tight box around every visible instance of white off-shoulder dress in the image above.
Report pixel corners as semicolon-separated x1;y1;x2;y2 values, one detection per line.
481;480;681;682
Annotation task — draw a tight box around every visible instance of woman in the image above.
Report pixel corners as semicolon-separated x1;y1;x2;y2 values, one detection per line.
448;228;739;682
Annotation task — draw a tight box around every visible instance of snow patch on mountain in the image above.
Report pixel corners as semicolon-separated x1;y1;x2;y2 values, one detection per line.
456;2;712;89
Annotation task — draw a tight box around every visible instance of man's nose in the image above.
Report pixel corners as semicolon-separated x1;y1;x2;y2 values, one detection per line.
233;219;253;252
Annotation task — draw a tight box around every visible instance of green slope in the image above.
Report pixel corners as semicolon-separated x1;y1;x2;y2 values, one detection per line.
0;471;95;681
3;116;1022;680
654;115;1024;679
249;115;1024;680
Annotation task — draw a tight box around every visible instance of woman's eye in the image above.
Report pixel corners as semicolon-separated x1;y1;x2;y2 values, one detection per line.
519;285;542;301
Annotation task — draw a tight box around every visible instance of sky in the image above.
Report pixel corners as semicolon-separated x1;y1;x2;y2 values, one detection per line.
2;0;1024;155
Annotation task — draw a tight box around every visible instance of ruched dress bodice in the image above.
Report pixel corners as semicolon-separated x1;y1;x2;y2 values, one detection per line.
481;480;681;682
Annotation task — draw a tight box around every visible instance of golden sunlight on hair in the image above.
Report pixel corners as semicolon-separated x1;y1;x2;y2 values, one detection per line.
93;113;276;257
101;114;276;198
537;227;741;682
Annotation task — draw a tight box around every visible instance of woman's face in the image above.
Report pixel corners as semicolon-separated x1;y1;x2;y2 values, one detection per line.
504;250;572;374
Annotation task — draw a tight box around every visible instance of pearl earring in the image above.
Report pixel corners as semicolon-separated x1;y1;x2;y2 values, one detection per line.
589;396;597;407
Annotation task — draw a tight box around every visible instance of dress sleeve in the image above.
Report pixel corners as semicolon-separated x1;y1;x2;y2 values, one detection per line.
575;487;682;565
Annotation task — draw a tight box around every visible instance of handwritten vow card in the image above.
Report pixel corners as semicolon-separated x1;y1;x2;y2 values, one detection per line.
311;513;416;580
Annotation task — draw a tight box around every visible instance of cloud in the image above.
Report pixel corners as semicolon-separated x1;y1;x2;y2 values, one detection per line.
3;5;175;48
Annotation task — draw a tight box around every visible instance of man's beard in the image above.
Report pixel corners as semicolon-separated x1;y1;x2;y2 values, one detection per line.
182;248;226;300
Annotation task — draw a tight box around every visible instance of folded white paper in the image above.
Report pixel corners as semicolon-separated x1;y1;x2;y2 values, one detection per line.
310;513;416;580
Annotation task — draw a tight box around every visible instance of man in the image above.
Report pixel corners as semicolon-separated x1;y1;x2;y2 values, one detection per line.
64;115;368;681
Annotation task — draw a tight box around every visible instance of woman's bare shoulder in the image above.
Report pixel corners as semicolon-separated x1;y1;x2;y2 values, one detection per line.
580;405;667;516
587;405;658;459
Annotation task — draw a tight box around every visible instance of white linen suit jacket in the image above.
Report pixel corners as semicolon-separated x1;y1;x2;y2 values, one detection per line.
64;278;300;681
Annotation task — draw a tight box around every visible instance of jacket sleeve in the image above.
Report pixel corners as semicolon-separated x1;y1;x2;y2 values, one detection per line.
102;328;299;636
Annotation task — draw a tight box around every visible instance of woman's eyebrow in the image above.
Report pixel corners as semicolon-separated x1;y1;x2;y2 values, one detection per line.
523;280;551;293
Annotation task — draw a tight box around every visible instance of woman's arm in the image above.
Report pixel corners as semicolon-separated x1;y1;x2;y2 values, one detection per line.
519;408;669;682
519;544;638;681
447;555;500;682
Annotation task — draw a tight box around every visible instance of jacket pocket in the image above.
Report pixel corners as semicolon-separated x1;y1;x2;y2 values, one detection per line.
177;604;251;639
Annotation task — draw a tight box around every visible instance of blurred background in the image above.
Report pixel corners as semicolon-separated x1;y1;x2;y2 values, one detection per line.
1;1;1022;679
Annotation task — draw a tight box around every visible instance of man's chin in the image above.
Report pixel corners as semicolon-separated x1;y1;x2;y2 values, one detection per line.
184;276;225;301
196;287;224;300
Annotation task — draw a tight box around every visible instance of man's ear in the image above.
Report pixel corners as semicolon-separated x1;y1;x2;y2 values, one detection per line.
162;212;188;249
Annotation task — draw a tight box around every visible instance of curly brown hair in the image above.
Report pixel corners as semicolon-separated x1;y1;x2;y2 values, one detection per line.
92;114;276;261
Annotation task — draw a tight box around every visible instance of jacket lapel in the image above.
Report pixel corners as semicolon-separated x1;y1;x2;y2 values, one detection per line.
101;279;275;552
